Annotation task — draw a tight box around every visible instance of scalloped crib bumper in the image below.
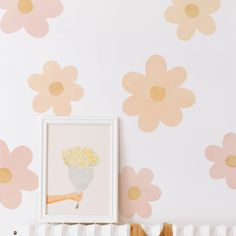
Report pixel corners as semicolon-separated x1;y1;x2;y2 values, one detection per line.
13;224;236;236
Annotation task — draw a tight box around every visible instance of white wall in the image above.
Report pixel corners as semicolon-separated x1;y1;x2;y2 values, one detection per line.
0;0;236;235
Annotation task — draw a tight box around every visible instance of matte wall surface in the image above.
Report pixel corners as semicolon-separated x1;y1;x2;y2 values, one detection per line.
0;0;235;235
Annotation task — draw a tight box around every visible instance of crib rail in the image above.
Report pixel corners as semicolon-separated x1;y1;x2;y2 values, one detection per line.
13;224;236;236
14;224;130;236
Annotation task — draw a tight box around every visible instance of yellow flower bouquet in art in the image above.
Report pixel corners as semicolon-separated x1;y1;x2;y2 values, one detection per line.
61;146;100;209
62;146;100;168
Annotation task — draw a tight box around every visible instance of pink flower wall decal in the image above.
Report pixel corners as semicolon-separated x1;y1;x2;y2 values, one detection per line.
205;133;236;189
165;0;220;40
119;167;161;219
0;0;63;38
0;139;38;209
122;55;195;132
28;61;84;116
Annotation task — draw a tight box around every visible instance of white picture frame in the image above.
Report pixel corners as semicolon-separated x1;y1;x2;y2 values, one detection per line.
40;117;118;223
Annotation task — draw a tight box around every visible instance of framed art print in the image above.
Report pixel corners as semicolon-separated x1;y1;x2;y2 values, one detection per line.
40;117;118;223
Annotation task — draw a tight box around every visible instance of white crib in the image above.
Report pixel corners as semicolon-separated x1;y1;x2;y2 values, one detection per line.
13;224;236;236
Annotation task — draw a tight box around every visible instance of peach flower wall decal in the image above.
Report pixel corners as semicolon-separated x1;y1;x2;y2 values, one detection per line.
122;55;195;132
119;167;161;219
28;61;84;116
0;139;38;209
165;0;220;41
0;0;63;38
205;133;236;189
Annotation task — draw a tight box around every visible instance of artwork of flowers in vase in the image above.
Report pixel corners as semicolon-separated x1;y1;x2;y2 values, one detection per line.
41;118;118;223
61;146;100;209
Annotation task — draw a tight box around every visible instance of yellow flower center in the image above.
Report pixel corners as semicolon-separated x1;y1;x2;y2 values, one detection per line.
128;186;141;200
18;0;33;14
225;155;236;168
49;82;64;96
150;86;166;102
0;168;13;184
185;4;200;18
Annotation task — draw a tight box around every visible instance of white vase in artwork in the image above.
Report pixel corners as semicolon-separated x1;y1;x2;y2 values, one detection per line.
68;167;94;209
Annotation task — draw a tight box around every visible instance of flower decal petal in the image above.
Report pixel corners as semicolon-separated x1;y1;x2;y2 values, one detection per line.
43;60;61;79
0;139;10;161
226;172;236;189
136;202;152;218
205;0;220;13
138;113;160;132
1;10;22;33
223;133;236;152
11;146;32;167
28;61;84;116
16;169;38;191
136;168;153;184
32;94;51;113
122;55;195;132
0;139;38;209
146;185;162;201
66;84;84;101
36;0;63;18
0;0;63;38
165;0;220;40
119;167;161;219
205;133;236;189
177;21;196;41
171;88;195;108
61;66;78;82
196;15;216;35
123;96;147;116
161;108;182;126
165;5;180;23
24;14;49;38
28;74;46;92
0;187;22;209
209;163;227;179
146;55;167;79
166;67;187;86
52;99;71;116
205;145;224;162
122;72;146;94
